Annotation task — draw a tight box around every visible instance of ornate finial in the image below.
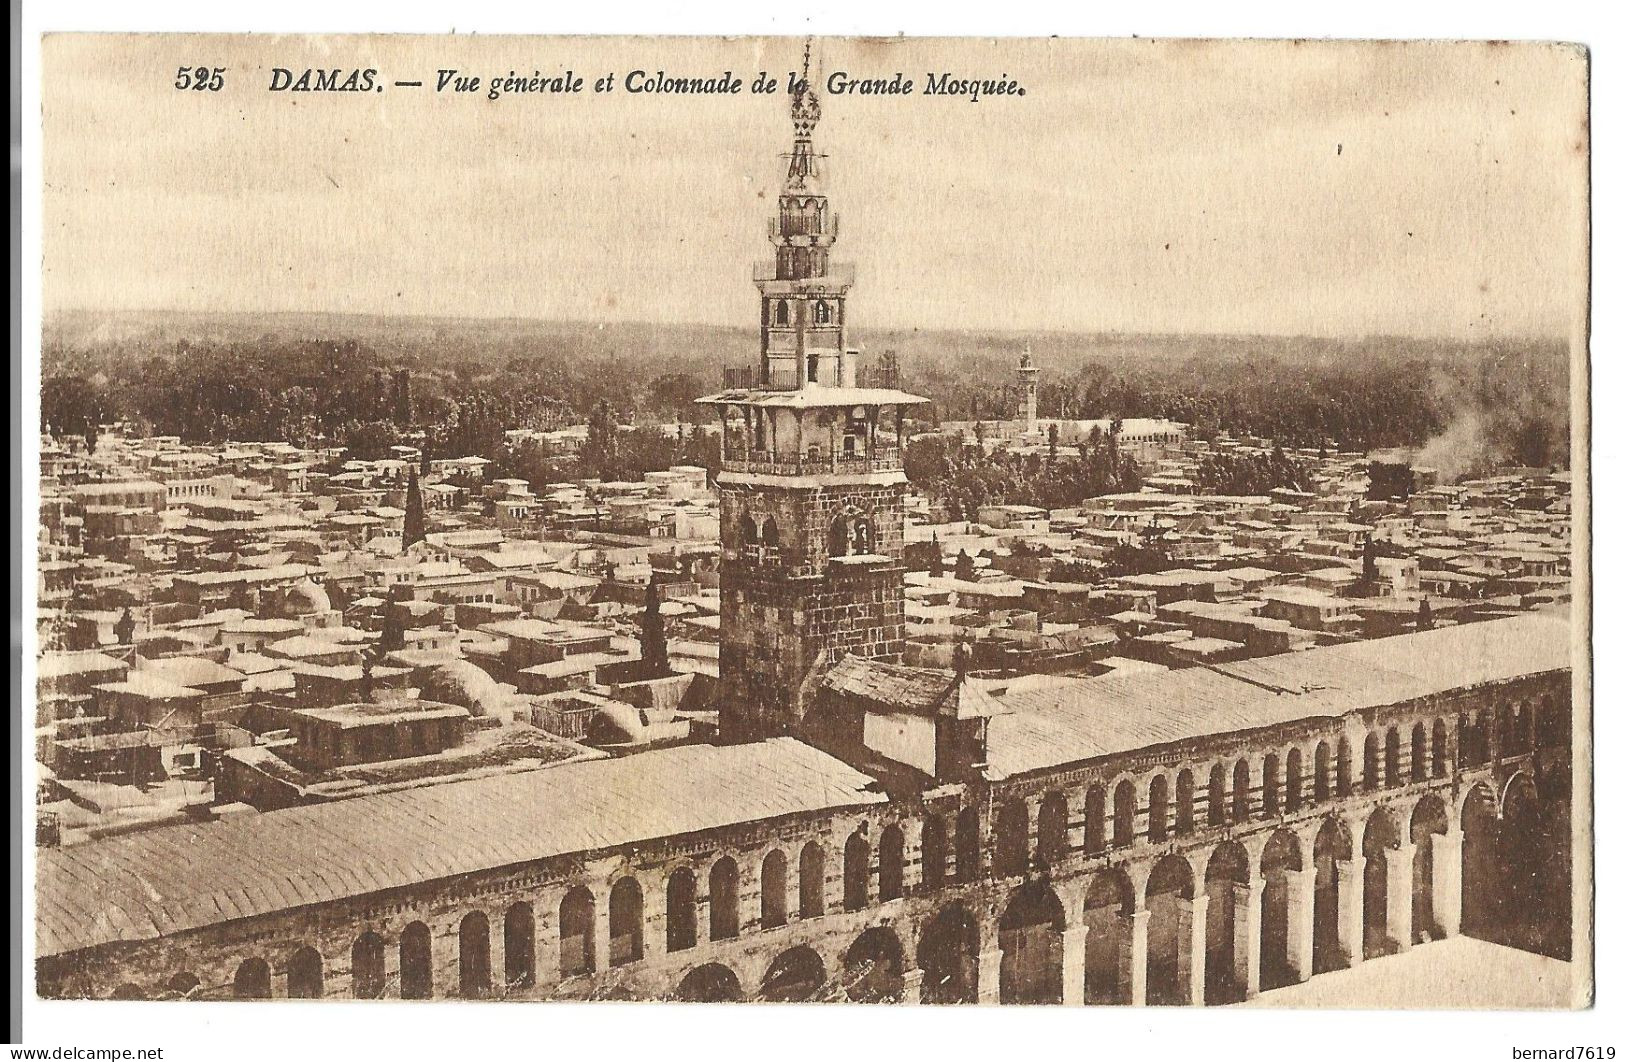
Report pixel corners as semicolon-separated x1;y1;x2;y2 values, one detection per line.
790;38;821;141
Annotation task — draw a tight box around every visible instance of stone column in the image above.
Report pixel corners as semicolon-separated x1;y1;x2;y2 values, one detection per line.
593;896;612;975
901;968;925;1005
1125;910;1150;1006
1061;925;1089;1006
1386;843;1416;951
1233;882;1262;999
1432;830;1464;938
384;935;402;998
1179;895;1208;1006
1284;869;1316;984
977;945;1003;1005
1337;856;1366;966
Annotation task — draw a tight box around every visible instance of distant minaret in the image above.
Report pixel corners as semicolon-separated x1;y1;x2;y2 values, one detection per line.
1018;345;1040;435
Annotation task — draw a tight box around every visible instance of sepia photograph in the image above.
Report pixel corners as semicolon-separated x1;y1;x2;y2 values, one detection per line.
19;24;1591;1043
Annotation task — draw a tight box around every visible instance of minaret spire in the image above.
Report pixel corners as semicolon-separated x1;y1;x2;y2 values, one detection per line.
785;39;823;193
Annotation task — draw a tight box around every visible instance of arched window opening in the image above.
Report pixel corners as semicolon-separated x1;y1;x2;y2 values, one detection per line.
844;832;871;911
1384;729;1402;789
774;300;790;327
710;857;741;941
800;842;827;917
1411;723;1428;783
921;814;949;889
610;877;644;965
815;300;832;325
503;904;535;989
1208;764;1228;826
995;801;1030;877
1232;760;1251;822
852;517;874;555
287;946;323;999
954;807;980;883
667;868;698;952
828;515;849;558
400;922;432;999
1286;748;1304;813
459;912;492;998
761;517;780;549
1175;769;1196;836
559;886;595;978
1363;733;1382;792
1432;718;1449;778
1148;775;1170;843
233;957;272;999
1037;792;1070;864
761;850;789;929
1084;784;1107;853
1113;780;1136;848
878;825;906;901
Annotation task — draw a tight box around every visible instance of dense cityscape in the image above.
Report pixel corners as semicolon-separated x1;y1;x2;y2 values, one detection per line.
34;59;1575;1008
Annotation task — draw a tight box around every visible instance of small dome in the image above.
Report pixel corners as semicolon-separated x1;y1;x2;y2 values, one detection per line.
418;660;505;718
283;578;331;617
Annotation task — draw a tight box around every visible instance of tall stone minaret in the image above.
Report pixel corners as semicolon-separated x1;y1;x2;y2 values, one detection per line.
698;48;929;743
1018;344;1040;435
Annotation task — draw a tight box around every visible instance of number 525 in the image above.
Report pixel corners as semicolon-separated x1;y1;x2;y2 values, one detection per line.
174;67;226;91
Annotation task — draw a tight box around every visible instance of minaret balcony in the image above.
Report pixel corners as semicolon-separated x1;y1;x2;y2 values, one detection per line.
722;446;902;477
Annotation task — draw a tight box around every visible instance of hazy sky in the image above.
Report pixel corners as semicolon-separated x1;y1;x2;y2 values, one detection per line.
43;35;1588;338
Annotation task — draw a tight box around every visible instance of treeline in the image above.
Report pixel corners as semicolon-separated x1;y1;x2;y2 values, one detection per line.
903;434;1143;519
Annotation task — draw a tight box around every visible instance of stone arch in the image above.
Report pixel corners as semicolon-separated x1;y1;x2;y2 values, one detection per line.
954;806;980;883
284;945;322;1000
1410;794;1450;943
1112;778;1137;848
667;866;698;951
400;921;433;999
800;840;827;917
879;823;907;901
675;963;743;1003
1037;791;1070;866
1286;747;1304;813
1260;830;1303;990
760;945;828;1003
1082;867;1136;1004
995;800;1030;876
844;830;871;911
709;856;740;940
503;903;535;989
1361;806;1402;959
165;971;201;1000
761;516;780;549
1145;854;1196;1005
921;813;949;889
1000;881;1066;1005
828;514;849;558
1498;772;1563;956
1312;817;1353;974
918;902;981;1004
774;299;790;326
761;848;789;928
109;982;146;1000
842;926;906;1003
1204;841;1251;1004
459;911;492;998
1084;783;1107;853
1147;774;1170;843
559;885;596;977
233;956;272;1000
610;876;645;964
1175;768;1196;835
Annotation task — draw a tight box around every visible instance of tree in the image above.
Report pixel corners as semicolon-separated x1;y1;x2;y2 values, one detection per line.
640;579;670;679
1417;597;1434;631
419;438;433;478
954;550;976;581
113;608;136;646
404;468;426;547
928;532;944;577
583;400;620;480
1046;423;1059;468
